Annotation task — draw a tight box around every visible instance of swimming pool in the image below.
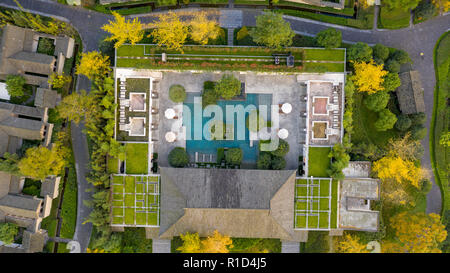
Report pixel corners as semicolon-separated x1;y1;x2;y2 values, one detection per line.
183;93;272;164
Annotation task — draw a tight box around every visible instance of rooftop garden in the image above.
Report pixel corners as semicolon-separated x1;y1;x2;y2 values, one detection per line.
111;175;160;226
125;143;148;174
295;178;338;229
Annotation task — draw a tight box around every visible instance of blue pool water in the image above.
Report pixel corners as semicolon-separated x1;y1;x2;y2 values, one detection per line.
183;93;272;164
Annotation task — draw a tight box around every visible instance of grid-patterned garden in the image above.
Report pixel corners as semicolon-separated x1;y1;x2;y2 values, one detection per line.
294;178;338;230
111;175;160;226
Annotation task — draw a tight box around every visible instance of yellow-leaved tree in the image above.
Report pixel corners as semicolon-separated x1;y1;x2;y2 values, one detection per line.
351;60;388;94
101;12;144;48
18;144;68;180
201;230;233;253
56;90;98;125
177;232;202;253
432;0;450;12
76;51;111;80
150;11;188;53
335;234;369;253
382;212;447;253
189;12;221;45
177;230;233;253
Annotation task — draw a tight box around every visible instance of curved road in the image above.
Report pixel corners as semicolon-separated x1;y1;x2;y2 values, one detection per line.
1;0;448;251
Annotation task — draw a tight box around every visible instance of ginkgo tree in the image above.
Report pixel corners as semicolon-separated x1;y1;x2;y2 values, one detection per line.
102;12;144;48
150;11;188;53
383;212;447;253
18;143;68;180
189;11;221;45
76;51;111;80
177;230;233;253
351;60;388;94
335;233;369;253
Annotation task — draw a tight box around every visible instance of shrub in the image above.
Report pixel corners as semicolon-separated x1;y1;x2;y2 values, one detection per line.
409;112;426;126
395;114;412;131
372;44;390;62
168;147;189;167
383;72;401;92
316;27;342;49
270;139;289;157
327;143;349;180
385;59;400;73
214;74;241;100
347;42;373;62
364;91;390;112
420;179;433;194
0;223;19;245
169;84;186;103
236;26;249;41
225;148;243;165
5;75;26;97
217;148;225;163
271;156;286;170
202;89;219;108
374;109;398;131
257;152;272;169
391;49;411;64
414;1;438;23
410;124;427;140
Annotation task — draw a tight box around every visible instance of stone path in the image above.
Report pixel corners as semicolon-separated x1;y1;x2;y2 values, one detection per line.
228;28;234;45
152;239;171;253
281;241;300;253
219;9;243;28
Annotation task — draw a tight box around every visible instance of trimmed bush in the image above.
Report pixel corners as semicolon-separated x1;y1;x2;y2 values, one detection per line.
409;112;426;126
257;152;272;169
168;147;189;167
410;124;427;140
214;74;241;100
372;43;390;62
385;59;400;73
391;49;411;64
395;114;412;131
270;139;289;157
347;42;373;62
364;91;390;112
316;28;342;49
383;72;401;92
169;84;186;103
374;109;398;131
225;148;243;165
202;89;219;108
271;156;286;170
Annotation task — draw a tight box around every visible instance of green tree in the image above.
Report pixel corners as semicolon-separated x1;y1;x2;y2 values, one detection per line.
169;84;186;103
0;152;21;176
177;232;202;253
372;43;390;63
5;75;26;97
48;73;72;89
101;12;144;48
56;90;97;124
410;124;427;140
76;51;111;80
168;147;189;167
395;114;412;131
374;109;398;131
385;59;400;73
364;91;390;112
202;89;219;109
439;132;450;147
214;74;241;100
327;143;349;180
347;42;373;63
409;112;426;126
250;11;294;49
383;72;401;92
0;223;19;245
270;139;289;157
383;0;421;12
225;148;243;165
257;152;272;169
271;156;286;170
392;49;411;64
316;28;342;49
414;1;438;22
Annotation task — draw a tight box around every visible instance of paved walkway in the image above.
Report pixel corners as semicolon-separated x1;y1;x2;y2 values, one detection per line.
152;239;171;253
2;0;448;247
281;241;300;253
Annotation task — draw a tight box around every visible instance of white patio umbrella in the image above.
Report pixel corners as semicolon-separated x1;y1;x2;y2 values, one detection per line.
165;131;177;142
165;108;176;119
278;128;289;139
281;103;292;114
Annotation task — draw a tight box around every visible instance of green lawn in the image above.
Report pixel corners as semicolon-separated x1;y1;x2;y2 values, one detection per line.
308;147;331;177
303;48;345;62
378;6;411;29
126;78;150;92
431;31;450;215
107;156;119;173
303;62;345;72
125;143;148;174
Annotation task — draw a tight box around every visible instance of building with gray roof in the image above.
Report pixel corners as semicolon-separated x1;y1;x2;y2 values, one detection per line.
396;70;425;115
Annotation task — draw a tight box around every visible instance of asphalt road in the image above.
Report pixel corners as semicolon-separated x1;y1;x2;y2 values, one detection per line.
1;0;448;250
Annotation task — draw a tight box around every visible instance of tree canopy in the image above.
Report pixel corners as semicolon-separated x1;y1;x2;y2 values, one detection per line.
177;230;233;253
168;147;189;167
18;144;68;180
374;108;397;131
352;60;388;94
101;12;144;48
363;91;390;112
5;75;26;97
347;42;373;63
383;0;421;12
250;11;294;49
189;12;221;45
76;51;111;80
151;12;188;53
0;223;19;245
316;28;342;49
336;234;369;253
56;90;97;125
214;74;241;100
